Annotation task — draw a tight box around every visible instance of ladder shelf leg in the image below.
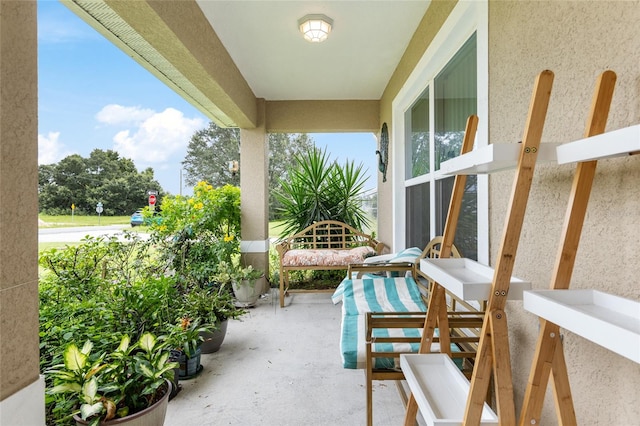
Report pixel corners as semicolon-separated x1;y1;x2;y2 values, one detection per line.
519;70;616;426
519;320;560;425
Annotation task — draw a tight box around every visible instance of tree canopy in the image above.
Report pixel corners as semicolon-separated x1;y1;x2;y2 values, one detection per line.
38;149;164;215
181;122;315;219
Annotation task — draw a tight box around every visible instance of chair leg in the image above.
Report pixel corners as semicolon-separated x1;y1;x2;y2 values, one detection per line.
367;371;373;426
279;269;286;307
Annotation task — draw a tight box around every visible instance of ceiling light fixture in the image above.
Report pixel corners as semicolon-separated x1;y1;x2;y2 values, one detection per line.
298;14;333;43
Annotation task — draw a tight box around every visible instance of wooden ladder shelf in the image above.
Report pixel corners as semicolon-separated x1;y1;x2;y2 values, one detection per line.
520;70;640;425
402;70;555;426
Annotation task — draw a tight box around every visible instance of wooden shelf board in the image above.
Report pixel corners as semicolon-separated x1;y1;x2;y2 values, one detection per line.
420;258;531;301
523;289;640;364
556;124;640;164
400;353;498;426
439;143;559;175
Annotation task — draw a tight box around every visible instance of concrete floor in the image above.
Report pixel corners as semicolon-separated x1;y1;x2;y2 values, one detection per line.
164;290;409;426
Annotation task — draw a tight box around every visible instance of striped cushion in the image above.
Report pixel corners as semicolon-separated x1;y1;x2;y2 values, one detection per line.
363;247;422;265
363;246;422;277
333;277;427;369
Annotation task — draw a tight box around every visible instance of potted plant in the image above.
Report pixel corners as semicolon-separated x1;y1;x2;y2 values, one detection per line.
180;282;246;353
46;333;177;426
216;260;265;307
165;316;210;379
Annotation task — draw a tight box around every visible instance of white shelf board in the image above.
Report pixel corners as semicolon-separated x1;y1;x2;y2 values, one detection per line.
439;143;559;175
523;289;640;364
420;258;531;300
400;353;498;426
556;124;640;164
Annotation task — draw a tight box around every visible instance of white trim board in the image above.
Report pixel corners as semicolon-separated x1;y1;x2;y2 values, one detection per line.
391;0;489;263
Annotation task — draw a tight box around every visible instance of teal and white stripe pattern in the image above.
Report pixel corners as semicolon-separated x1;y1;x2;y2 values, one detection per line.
363;246;423;277
363;246;423;265
333;276;426;369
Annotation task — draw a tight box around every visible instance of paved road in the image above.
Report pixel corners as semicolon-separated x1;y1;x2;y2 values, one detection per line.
38;225;149;243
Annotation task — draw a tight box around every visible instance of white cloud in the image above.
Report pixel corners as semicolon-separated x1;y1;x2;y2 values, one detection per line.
38;131;73;165
96;104;155;126
38;17;100;45
111;107;205;164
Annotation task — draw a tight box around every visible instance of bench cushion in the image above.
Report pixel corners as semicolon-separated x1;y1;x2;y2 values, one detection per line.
281;246;375;267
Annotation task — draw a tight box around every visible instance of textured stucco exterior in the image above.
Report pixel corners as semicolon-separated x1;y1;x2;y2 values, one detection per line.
487;1;640;424
0;0;41;404
265;100;379;133
380;0;640;423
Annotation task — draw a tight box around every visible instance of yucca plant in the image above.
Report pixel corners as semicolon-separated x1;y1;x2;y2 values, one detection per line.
274;147;370;237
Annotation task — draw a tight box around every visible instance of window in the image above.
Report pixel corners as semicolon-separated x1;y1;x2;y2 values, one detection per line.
404;33;478;259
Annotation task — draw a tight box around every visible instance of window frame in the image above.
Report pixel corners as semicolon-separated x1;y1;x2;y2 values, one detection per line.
391;0;489;264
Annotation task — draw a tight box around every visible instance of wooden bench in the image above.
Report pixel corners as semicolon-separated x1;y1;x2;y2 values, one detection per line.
275;220;384;307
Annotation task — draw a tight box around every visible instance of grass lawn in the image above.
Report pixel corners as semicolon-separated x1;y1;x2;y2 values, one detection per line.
39;214;130;227
269;220;286;238
39;241;79;252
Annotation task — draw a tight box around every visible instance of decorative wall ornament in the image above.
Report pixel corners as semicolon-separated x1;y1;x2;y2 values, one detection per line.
376;122;389;182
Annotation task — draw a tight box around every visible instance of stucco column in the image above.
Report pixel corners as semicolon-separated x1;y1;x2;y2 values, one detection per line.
239;99;269;293
0;1;45;424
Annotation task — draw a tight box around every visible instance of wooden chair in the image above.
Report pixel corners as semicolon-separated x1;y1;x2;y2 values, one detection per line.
345;237;484;426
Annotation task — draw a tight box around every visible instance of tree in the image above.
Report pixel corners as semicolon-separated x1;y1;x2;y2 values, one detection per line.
268;133;315;218
38;149;164;215
182;123;241;188
181;122;315;219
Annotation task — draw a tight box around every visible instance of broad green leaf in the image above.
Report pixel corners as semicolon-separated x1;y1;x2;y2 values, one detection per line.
100;383;120;394
63;344;87;372
137;359;154;378
49;382;81;394
47;370;75;381
138;332;155;352
156;351;169;368
80;402;104;420
116;335;130;353
80;340;93;355
154;364;178;378
82;376;98;402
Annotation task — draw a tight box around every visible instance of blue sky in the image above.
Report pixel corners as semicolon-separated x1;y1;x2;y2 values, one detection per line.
37;0;378;196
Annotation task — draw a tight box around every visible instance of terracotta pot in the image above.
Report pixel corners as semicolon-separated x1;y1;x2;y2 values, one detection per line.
200;319;228;354
74;380;171;426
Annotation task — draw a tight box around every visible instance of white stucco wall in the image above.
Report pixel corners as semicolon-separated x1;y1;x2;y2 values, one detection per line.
488;1;640;424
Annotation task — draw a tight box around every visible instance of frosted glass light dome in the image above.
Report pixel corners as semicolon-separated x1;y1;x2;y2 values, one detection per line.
298;14;333;43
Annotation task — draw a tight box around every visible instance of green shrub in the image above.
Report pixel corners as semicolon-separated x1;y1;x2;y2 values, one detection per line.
40;234;186;425
40;184;248;425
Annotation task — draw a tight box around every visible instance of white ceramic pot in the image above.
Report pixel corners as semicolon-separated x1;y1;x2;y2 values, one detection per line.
232;278;261;307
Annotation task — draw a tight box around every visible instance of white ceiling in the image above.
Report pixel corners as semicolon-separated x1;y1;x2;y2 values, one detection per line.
196;1;431;101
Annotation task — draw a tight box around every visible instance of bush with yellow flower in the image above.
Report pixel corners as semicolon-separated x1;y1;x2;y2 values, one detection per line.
148;182;248;330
